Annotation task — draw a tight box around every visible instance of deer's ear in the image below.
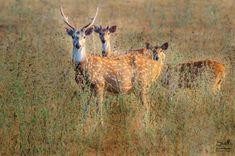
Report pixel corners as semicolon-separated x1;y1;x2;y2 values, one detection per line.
109;25;117;33
85;27;94;36
161;42;168;50
145;42;152;49
65;27;73;36
94;25;100;33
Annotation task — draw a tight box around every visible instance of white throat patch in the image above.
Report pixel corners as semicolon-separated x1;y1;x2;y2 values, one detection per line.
72;46;86;64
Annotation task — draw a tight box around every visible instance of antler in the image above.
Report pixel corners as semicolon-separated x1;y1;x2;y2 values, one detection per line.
60;6;76;30
81;7;99;30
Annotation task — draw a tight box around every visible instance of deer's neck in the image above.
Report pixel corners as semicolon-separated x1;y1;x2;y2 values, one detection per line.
157;59;164;75
159;58;164;67
72;46;86;64
101;41;111;57
157;56;166;77
158;53;165;67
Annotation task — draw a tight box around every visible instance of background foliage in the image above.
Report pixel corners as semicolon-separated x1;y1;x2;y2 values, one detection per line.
0;0;234;155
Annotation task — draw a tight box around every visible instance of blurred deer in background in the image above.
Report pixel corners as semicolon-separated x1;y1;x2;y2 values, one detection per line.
94;25;117;57
61;6;169;124
161;59;225;94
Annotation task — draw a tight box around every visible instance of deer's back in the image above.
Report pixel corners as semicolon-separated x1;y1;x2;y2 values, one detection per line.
133;55;163;87
176;60;224;76
161;59;225;88
86;56;134;94
83;54;163;94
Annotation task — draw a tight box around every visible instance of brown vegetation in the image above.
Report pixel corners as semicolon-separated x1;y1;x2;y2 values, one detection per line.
0;0;234;155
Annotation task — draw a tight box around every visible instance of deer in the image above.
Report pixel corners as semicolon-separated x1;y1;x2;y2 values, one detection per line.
60;6;169;124
160;59;225;94
94;25;152;58
94;25;117;57
94;25;225;94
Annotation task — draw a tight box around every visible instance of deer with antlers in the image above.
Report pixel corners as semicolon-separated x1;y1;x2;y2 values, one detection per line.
60;6;169;124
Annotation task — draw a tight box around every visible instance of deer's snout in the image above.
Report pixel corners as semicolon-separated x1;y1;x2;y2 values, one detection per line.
102;51;107;57
75;44;81;49
101;39;105;44
73;40;81;49
153;54;159;60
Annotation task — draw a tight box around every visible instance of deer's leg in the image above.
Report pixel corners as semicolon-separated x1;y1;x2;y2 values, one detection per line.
87;85;96;106
212;73;224;94
140;87;150;111
140;87;151;125
212;78;221;94
140;90;148;109
94;84;104;124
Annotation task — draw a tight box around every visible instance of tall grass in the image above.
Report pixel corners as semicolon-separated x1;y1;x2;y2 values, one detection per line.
0;0;234;155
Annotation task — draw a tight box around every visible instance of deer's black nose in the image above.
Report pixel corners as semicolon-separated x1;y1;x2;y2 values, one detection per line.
102;51;107;57
75;44;81;49
153;54;159;61
101;39;105;44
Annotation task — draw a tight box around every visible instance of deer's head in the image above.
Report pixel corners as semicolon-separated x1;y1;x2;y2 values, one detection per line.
61;6;98;50
146;42;168;62
94;25;117;57
94;25;117;44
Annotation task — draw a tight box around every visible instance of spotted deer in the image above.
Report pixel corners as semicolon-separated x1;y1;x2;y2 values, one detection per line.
60;7;169;123
127;42;225;94
94;25;152;58
94;25;117;57
93;25;225;94
161;59;225;93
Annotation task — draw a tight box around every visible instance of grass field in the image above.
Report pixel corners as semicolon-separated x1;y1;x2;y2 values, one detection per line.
0;0;234;155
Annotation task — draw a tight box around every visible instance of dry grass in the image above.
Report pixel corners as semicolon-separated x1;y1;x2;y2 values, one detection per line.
0;0;234;155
